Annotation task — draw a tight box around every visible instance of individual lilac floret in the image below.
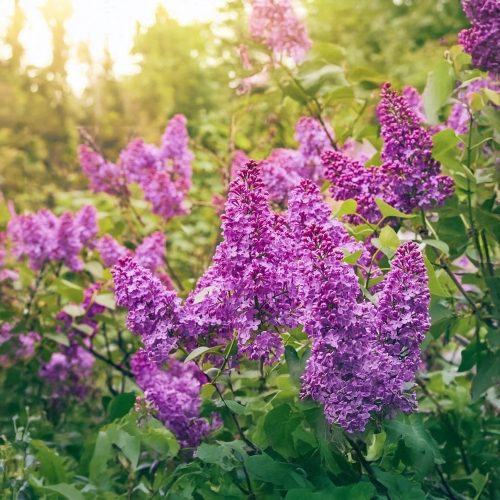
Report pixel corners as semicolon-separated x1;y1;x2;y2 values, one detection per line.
95;235;131;268
249;0;312;64
131;350;218;447
112;257;182;364
323;150;389;224
378;83;454;213
134;232;166;274
459;0;500;73
295;116;334;182
448;77;500;134
375;242;430;381
79;145;127;196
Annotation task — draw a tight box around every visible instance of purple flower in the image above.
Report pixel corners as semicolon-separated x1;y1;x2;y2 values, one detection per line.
378;83;454;212
79;145;127;196
119;138;160;184
131;350;218;447
295;116;334;182
75;205;98;247
134;231;166;274
323;150;389;224
448;77;499;134
459;0;500;73
249;0;312;64
112;257;182;364
95;235;131;268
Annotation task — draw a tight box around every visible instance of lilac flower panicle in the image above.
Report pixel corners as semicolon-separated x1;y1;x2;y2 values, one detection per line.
95;235;131;268
75;205;98;246
119;138;160;184
79;145;127;196
112;257;181;364
295;116;334;182
376;242;430;381
159;114;194;193
448;77;500;134
323;150;388;224
131;350;218;447
378;83;454;212
459;0;500;73
134;231;166;273
249;0;312;64
50;212;85;272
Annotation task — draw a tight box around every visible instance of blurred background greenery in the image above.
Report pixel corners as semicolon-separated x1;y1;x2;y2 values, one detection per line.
0;0;465;208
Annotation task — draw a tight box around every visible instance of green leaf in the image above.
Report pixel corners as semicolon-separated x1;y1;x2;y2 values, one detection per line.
423;239;449;255
263;405;301;458
107;392;136;422
286;483;375;500
30;440;69;484
375;198;415;219
94;293;116;310
285;346;305;385
61;305;85;318
424;256;449;297
379;226;400;251
472;351;500;402
196;440;247;471
245;454;311;489
385;415;443;479
55;279;84;303
374;468;426;500
423;60;455;124
192;285;216;304
185;345;221;363
342;249;363;264
225;399;246;415
41;484;85;500
330;198;357;217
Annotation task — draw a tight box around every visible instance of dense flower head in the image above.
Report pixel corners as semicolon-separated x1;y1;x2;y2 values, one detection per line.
459;0;500;73
79;145;127;196
0;323;41;366
249;0;312;64
299;240;430;432
448;77;500;134
119;138;160;184
131;350;217;447
112;257;182;364
323;150;388;224
134;231;166;273
159;114;194;193
39;343;94;400
295;116;334;182
7;206;94;272
182;160;300;356
378;83;454;212
260;148;303;203
95;235;131;268
375;242;430;380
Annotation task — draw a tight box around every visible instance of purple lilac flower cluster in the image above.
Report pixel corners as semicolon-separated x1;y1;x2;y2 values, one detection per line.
114;163;430;434
249;0;312;64
459;0;500;73
7;204;97;271
0;323;41;367
112;257;182;365
131;350;219;447
80;115;193;220
325;83;454;222
448;77;500;134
